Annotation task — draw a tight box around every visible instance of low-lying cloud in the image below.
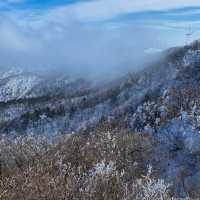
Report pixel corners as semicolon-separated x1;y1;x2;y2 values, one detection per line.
0;0;198;79
0;16;163;79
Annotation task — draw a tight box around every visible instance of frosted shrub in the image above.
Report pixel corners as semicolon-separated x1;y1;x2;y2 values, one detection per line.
122;165;171;200
0;125;171;200
137;165;170;200
92;160;115;176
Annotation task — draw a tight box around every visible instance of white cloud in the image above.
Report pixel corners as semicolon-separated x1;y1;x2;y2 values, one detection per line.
0;0;199;76
165;9;200;17
15;0;200;30
42;0;200;22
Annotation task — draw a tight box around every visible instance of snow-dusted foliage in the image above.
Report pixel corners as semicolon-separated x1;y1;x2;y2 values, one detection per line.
0;74;42;102
132;165;171;200
0;128;171;200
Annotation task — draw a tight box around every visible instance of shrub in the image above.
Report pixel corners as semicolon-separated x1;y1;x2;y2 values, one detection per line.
0;127;171;200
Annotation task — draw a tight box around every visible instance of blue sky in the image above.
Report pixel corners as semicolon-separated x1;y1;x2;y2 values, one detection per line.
3;0;86;9
0;0;200;73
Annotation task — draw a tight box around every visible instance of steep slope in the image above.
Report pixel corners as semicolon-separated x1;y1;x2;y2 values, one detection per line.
0;41;200;136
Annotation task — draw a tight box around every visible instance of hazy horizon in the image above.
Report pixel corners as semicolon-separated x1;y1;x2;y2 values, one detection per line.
0;0;200;78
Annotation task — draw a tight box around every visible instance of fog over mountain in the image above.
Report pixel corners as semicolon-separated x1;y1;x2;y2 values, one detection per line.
0;19;157;78
1;0;199;79
0;15;162;79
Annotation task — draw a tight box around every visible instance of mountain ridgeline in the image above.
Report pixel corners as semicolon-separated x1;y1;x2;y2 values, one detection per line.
0;41;200;136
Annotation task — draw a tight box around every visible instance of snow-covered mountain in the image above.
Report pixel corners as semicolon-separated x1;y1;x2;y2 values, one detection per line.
1;41;200;136
0;68;93;102
2;40;200;196
0;71;42;102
